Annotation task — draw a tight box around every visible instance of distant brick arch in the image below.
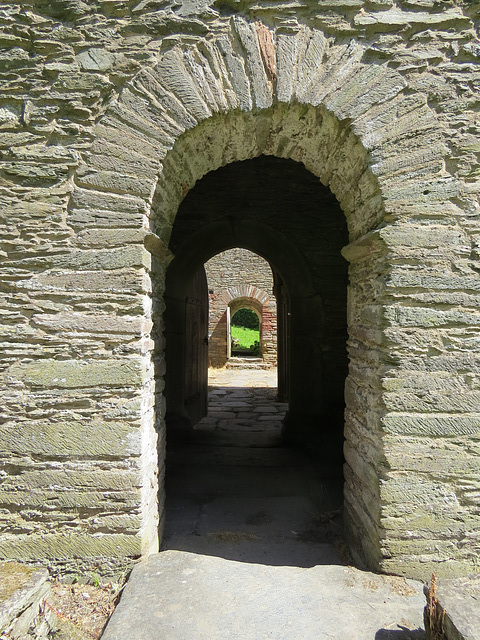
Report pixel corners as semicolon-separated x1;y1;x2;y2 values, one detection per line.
211;287;277;366
205;251;276;367
221;285;271;306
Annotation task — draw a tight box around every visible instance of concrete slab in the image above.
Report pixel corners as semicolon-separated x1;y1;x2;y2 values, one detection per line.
103;552;427;640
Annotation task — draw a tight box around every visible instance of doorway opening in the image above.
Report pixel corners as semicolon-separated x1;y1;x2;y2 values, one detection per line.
204;248;277;370
163;155;348;566
230;307;261;357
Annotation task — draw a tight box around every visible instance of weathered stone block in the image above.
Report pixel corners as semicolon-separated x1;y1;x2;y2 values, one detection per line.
0;533;143;562
6;358;150;389
155;48;211;121
75;167;157;200
71;187;148;215
76;48;116;71
383;436;480;478
31;313;152;336
354;7;469;28
16;269;149;294
233;17;273;110
0;419;143;457
382;414;480;437
385;306;480;329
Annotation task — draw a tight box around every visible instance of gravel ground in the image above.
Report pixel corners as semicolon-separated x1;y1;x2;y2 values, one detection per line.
45;581;122;639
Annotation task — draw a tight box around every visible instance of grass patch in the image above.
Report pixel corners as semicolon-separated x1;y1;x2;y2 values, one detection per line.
231;325;259;349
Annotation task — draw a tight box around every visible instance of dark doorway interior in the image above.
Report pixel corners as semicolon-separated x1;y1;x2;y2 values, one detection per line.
163;367;346;567
163;156;349;565
165;156;349;458
184;266;209;426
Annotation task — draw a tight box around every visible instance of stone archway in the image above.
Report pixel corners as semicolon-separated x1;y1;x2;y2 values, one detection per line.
204;250;277;368
229;301;262;353
225;289;273;364
4;17;474;582
70;25;458;577
131;22;447;574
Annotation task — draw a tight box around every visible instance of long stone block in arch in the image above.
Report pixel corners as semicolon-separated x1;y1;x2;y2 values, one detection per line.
29;16;475;581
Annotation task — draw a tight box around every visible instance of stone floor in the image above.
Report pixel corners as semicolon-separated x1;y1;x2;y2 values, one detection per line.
163;367;344;568
102;368;427;640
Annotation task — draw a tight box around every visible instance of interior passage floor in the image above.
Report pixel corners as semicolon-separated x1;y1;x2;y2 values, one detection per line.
163;367;344;567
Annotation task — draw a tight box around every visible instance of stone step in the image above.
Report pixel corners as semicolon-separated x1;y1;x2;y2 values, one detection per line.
102;552;427;640
225;357;271;370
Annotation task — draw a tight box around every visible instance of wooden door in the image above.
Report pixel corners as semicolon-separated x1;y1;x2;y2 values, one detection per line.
275;276;289;403
184;266;209;426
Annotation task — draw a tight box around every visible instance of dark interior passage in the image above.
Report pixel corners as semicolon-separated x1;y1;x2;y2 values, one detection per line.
163;369;345;567
165;156;349;465
162;156;350;564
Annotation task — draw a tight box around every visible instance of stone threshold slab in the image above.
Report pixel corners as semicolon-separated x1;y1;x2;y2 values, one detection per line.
103;551;426;640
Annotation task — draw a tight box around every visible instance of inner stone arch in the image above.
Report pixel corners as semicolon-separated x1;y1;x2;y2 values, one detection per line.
152;103;380;249
160;146;367;550
140;78;396;572
205;248;276;367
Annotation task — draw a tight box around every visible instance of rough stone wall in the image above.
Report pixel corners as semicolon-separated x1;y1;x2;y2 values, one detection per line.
0;0;478;581
204;248;277;367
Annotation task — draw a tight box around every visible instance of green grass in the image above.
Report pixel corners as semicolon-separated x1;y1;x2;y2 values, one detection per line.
231;325;259;349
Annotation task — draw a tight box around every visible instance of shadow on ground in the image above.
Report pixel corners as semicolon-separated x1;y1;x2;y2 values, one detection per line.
163;377;346;568
375;629;426;639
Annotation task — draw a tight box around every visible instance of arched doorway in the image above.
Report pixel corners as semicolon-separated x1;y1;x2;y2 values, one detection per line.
150;90;392;570
229;304;262;358
163;157;348;563
164;156;348;467
204;249;277;369
25;18;462;580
